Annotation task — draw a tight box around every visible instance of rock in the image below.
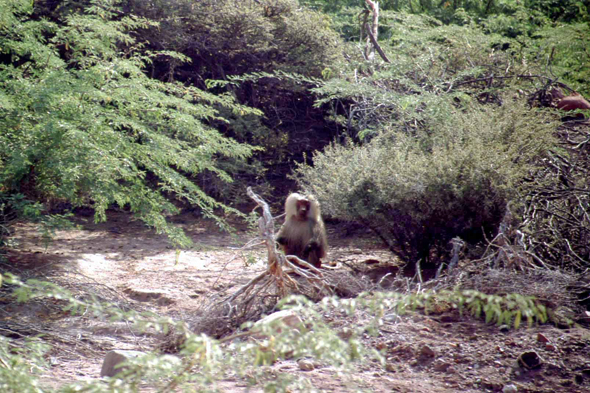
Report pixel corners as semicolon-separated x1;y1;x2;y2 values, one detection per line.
100;350;146;377
297;358;315;371
502;383;518;393
419;345;436;358
536;333;550;343
252;310;304;338
123;287;174;305
433;359;450;372
545;344;557;351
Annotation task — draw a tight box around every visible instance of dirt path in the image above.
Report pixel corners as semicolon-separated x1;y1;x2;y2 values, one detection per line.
3;211;590;392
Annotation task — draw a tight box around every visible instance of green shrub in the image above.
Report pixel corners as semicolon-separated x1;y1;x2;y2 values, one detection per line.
296;100;558;267
0;0;261;246
0;336;48;393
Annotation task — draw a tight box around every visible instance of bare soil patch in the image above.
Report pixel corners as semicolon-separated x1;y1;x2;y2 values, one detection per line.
2;211;590;392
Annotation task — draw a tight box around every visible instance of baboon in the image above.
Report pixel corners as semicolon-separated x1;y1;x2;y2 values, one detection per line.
549;88;590;112
276;193;328;268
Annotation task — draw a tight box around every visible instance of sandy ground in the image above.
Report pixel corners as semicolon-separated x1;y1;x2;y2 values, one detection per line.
2;211;590;392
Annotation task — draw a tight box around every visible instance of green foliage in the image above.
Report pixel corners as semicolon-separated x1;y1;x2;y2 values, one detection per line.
527;23;590;95
305;0;589;25
0;273;547;391
129;0;343;79
0;0;261;246
296;101;558;265
0;336;49;393
122;0;346;199
525;0;590;23
481;4;550;37
312;13;532;141
452;290;547;328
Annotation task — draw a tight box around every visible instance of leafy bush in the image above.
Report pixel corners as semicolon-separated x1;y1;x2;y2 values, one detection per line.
0;336;48;393
121;0;346;198
0;0;261;246
296;100;558;267
312;13;533;142
128;0;342;80
527;23;590;95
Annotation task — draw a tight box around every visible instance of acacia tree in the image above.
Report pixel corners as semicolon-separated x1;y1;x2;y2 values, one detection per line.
0;0;261;246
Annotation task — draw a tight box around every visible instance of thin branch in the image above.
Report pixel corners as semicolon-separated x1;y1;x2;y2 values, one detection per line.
364;23;391;63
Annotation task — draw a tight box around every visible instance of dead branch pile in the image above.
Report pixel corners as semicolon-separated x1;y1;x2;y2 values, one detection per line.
519;121;590;270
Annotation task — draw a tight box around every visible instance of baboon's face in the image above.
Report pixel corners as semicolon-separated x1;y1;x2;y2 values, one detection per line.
295;199;310;221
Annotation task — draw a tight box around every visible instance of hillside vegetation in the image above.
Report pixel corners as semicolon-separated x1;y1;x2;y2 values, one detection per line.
1;0;590;391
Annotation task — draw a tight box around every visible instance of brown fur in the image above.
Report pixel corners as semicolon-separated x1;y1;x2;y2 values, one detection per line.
557;94;590;111
276;193;328;268
549;88;590;111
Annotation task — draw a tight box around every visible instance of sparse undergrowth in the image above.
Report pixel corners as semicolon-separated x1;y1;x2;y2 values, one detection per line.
0;268;551;392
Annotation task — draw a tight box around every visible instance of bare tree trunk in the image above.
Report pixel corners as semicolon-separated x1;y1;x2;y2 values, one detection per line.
362;1;389;63
364;0;379;61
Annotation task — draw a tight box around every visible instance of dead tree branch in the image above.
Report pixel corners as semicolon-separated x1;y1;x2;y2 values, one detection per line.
364;22;390;63
363;0;380;61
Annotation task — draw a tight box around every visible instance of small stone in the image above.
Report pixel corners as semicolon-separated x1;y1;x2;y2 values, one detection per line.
297;358;315;371
502;383;518;393
375;342;387;351
252;310;304;338
123;287;173;305
545;344;557;351
337;328;353;340
537;333;550;343
419;345;436;358
433;359;450;372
